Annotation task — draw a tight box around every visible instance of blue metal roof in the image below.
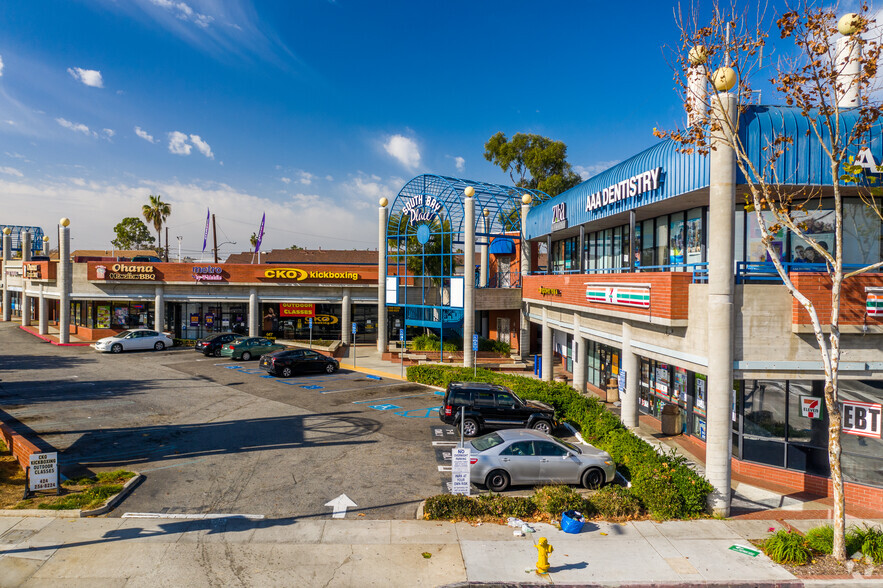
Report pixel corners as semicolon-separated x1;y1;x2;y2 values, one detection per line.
488;237;515;255
524;105;882;239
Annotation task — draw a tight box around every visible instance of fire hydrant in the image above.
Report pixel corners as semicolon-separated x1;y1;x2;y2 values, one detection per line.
536;537;553;574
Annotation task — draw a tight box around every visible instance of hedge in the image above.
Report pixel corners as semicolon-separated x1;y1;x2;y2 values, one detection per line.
409;365;713;519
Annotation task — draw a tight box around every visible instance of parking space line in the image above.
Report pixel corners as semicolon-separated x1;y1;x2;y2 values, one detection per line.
393;406;440;418
437;465;451;472
314;382;411;395
431;441;458;446
351;391;436;404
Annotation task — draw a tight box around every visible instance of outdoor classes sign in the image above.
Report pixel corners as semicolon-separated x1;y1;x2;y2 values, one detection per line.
585;167;663;212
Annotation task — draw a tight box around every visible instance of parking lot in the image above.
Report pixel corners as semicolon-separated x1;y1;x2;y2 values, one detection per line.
0;323;458;519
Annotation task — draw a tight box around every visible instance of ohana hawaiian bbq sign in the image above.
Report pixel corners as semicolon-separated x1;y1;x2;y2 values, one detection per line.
401;194;443;225
585;167;663;212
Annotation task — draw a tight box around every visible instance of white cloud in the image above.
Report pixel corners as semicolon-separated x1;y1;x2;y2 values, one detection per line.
56;117;95;137
189;134;213;159
135;126;157;143
453;156;465;172
0;166;23;177
0;55;4;77
150;0;214;28
168;131;192;155
280;177;292;184
325;175;334;182
575;160;620;180
384;134;421;170
298;171;314;185
102;128;115;138
343;172;401;209
67;67;104;88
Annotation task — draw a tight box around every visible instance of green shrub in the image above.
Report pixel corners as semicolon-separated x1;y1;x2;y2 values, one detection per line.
533;485;594;517
589;485;644;519
39;484;123;510
408;365;714;519
805;525;834;554
762;530;812;565
412;334;462;353
423;493;536;520
477;337;511;355
853;524;883;564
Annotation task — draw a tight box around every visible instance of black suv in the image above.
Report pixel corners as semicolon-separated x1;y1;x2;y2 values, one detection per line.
439;381;557;437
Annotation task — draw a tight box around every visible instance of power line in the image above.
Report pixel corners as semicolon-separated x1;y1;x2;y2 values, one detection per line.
215;216;374;245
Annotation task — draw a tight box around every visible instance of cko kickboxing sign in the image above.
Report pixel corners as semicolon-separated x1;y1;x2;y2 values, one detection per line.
585;284;650;309
841;400;882;438
29;452;58;491
401;194;443;225
800;396;823;420
585;167;662;212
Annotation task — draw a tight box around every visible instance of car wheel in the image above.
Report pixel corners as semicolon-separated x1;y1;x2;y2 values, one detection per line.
532;420;552;435
325;363;335;374
241;351;252;361
485;469;510;492
154;342;165;351
214;348;222;357
111;343;123;354
582;468;604;490
281;367;293;377
462;418;479;437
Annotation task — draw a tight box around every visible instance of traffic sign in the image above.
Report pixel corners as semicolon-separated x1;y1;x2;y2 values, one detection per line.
352;322;357;334
308;317;313;328
472;334;479;351
399;328;405;341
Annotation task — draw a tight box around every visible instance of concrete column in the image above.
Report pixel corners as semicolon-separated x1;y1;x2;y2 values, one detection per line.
621;321;639;429
58;221;71;344
21;232;31;327
546;235;552;274
572;314;586;394
578;225;586;274
541;308;553;382
519;197;532;361
341;288;351;345
38;285;47;335
248;287;258;336
2;229;11;321
154;286;165;332
42;236;49;257
463;191;475;368
480;313;489;339
377;200;389;352
706;91;737;517
479;209;489;287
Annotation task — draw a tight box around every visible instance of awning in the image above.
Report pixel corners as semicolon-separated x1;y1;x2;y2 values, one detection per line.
489;238;515;255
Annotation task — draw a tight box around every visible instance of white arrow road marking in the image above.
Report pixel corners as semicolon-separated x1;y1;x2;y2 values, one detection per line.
324;494;357;518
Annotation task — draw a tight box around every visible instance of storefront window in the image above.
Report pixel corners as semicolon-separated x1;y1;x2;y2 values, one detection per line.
642;219;655;267
686;207;704;265
742;379;787;467
789;210;835;264
612;226;623;271
673;367;688;407
669;212;685;267
844;200;883;264
655;217;669;268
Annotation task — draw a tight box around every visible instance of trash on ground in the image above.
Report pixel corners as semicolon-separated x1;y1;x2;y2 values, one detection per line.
513;529;524;537
507;517;525;528
421;552;432;559
521;524;535;533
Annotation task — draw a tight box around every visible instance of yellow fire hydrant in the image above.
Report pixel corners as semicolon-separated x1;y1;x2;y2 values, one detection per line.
536;537;553;574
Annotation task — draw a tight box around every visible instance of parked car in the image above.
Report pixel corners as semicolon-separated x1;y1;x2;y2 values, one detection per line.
468;429;616;492
439;381;556;437
93;329;174;353
220;337;284;361
259;349;339;377
195;332;239;357
131;255;162;262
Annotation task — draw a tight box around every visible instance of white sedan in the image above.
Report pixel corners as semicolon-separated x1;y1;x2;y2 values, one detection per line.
93;329;174;353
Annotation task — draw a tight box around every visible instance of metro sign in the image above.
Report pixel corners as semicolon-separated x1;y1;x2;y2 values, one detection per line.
585;284;650;309
800;396;822;420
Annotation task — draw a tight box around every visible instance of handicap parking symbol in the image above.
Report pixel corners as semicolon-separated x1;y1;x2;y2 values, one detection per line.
369;404;401;411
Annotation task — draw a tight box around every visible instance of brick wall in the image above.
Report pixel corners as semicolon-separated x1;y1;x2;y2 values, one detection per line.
0;422;42;471
791;272;883;326
523;272;693;320
488;309;520;353
86;261;379;284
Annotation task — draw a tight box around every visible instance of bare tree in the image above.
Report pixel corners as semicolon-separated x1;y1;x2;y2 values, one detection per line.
655;1;883;561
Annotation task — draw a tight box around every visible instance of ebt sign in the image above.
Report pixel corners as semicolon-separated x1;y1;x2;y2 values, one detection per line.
401;194;442;225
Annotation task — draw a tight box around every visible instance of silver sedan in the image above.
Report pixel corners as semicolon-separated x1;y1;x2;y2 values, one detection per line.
468;429;616;492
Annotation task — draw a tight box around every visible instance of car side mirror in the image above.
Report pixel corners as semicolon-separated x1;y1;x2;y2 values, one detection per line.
565;452;575;459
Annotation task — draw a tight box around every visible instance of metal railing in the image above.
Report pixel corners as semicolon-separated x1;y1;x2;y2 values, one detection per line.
735;261;882;283
529;262;710;282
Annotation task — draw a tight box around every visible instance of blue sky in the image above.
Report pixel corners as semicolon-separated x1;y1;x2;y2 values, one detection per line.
0;0;817;256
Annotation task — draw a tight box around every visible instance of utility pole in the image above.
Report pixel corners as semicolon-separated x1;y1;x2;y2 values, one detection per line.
165;227;169;262
212;214;219;263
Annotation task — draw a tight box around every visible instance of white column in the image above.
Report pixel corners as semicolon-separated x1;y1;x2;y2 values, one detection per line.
520;197;532;277
462;190;475;368
154;286;165;332
621;321;639;429
377;200;389;352
479;209;489;287
341;288;351;345
58;221;71;343
38;284;47;335
42;236;50;257
1;230;10;321
20;231;31;327
572;314;586;394
541;308;553;382
836;35;861;108
248;287;258;336
706;91;737;517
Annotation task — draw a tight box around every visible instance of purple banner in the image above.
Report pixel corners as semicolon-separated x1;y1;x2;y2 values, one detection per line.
202;208;210;253
254;212;265;252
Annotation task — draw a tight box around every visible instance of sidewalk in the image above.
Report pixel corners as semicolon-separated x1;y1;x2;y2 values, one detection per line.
16;325;92;346
1;515;880;586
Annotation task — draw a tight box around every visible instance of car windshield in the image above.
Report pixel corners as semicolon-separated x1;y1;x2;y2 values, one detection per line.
552;436;582;454
470;432;505;452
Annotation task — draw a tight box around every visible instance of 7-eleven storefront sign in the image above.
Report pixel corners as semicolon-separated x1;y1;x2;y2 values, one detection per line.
868;292;882;317
585;284;650;309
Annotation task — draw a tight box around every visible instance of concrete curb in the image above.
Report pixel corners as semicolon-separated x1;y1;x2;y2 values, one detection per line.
0;508;81;518
18;325;92;346
439;584;806;588
415;499;426;520
80;473;143;517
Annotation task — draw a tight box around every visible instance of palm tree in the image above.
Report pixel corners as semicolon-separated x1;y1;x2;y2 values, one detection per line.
250;232;258;251
142;194;171;260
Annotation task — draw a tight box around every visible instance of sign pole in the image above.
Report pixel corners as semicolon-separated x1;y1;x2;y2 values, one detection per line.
309;317;313;350
352;322;357;370
400;328;405;379
472;333;479;378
